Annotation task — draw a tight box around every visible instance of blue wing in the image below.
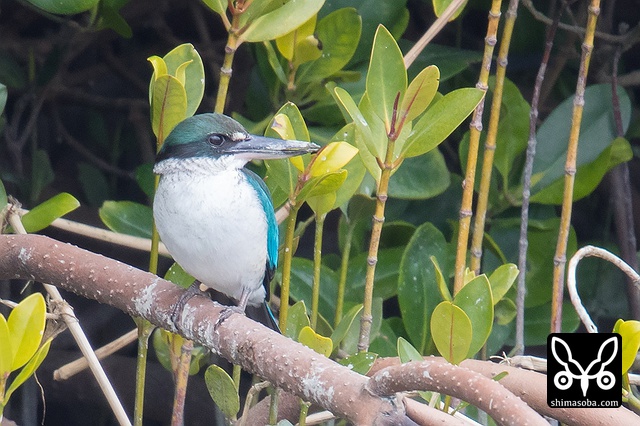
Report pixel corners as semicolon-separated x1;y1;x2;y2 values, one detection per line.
242;169;278;285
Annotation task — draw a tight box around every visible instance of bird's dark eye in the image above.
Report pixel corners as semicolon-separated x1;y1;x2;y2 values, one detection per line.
208;134;225;146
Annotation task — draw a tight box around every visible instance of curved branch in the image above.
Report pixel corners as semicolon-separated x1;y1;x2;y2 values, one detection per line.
567;245;640;332
367;359;548;426
370;357;640;426
0;234;403;425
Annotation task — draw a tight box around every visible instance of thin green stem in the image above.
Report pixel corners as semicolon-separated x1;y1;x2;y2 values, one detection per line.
298;400;310;426
358;135;396;352
278;205;300;332
310;213;325;330
268;387;279;425
215;15;240;114
133;319;154;426
335;223;354;328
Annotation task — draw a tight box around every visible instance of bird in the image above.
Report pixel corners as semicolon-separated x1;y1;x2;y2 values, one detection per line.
153;113;320;330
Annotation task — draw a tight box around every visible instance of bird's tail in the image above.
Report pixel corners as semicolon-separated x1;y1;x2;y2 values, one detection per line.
246;301;281;332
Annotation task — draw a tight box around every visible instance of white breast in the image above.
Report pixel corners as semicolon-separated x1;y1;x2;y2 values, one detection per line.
153;157;268;306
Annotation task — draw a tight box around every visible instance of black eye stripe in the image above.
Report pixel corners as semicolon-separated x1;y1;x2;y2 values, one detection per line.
208;134;225;146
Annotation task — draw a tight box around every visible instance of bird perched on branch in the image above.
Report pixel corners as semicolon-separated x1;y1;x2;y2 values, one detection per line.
153;113;319;329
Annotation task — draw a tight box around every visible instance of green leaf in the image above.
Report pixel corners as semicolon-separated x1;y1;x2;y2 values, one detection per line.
431;256;452;302
453;275;493;358
0;315;13;378
285;300;311;340
488;264;519;303
531;136;632;204
297;171;347;202
397;336;423;363
78;162;110;207
30;149;54;202
21;193;80;233
205;365;240;419
400;65;439;123
531;84;631;192
298;326;333;357
402;87;484;158
262;41;289;85
7;293;46;371
308;142;358;177
338;351;377;375
240;0;325;43
344;248;404;303
491;78;530;183
328;124;367;209
0;179;7;209
516;302;579;346
388;149;450;199
0;83;7;115
289;257;339;322
150;74;187;143
366;25;406;130
495;298;517;326
158;44;205;118
24;0;100;14
398;222;448;353
297;8;362;83
330;304;362;350
4;338;51;403
275;15;317;62
97;0;132;38
164;262;196;289
430;302;472;364
432;0;468;21
369;318;402;357
615;320;640;375
99;201;153;238
202;0;227;16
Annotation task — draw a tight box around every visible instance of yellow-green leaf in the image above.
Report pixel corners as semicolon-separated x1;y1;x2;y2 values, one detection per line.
7;293;46;371
400;65;440;123
205;365;240;419
276;15;317;61
293;35;322;67
366;25;406;131
488;264;519;304
298;326;332;357
174;60;193;87
202;0;227;16
616;320;640;375
431;256;451;302
21;192;80;233
4;338;51;403
432;0;468;21
240;0;324;43
430;302;472;365
0;315;13;378
286;300;310;340
148;56;167;79
151;74;187;143
453;275;493;358
308;142;358;177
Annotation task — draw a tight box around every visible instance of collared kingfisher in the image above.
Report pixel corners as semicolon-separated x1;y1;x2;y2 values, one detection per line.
153;113;319;329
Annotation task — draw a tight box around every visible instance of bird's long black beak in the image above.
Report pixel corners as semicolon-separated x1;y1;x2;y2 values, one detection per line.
229;135;320;160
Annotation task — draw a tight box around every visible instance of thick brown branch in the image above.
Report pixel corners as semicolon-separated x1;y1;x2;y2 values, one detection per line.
0;234;403;425
367;359;548;426
370;357;640;426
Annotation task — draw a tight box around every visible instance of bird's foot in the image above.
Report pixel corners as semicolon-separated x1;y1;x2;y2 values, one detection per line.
214;305;245;331
171;281;208;326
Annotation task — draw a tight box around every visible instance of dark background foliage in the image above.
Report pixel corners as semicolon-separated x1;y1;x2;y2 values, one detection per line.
1;0;639;424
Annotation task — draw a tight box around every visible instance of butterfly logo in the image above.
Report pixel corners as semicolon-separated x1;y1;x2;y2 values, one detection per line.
551;335;618;397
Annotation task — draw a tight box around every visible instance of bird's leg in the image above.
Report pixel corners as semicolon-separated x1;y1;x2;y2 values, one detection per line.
171;280;207;326
214;289;250;330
